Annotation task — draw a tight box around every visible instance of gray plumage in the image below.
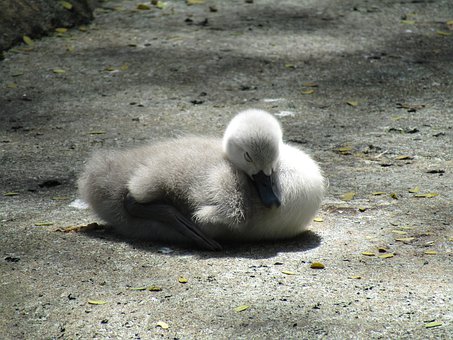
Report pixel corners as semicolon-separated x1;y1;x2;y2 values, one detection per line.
78;109;325;249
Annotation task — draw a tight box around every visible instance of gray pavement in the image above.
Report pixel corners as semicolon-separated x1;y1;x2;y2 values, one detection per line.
1;0;452;339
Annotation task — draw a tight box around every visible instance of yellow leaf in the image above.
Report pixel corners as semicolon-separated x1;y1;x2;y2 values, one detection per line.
313;217;324;222
23;35;34;46
3;192;19;196
389;192;398;199
372;192;386;196
88;300;107;305
408;186;420;193
395;155;413;160
436;31;451;36
358;207;367;212
341;192;356;201
391;230;407;235
178;276;188;283
281;270;296;275
301;89;315;95
395;237;415;243
424;321;442;328
137;4;151;10
350;275;362;279
34;222;54;226
310;262;325;269
378;253;394;259
302;82;319;87
119;64;129;71
414;193;438;198
154;1;166;9
7;83;17;89
51;196;70;200
361;252;375;256
53;68;66;74
336;146;353;154
284;63;296;69
148;285;163;291
234;305;250;312
156;321;169;329
128;286;148;291
346;101;358;107
186;0;205;5
424;250;437;255
60;1;73;10
55;28;68;33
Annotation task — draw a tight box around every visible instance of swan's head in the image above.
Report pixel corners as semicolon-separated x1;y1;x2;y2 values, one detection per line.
223;109;283;208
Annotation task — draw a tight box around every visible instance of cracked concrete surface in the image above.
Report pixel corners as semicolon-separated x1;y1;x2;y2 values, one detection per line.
0;0;452;339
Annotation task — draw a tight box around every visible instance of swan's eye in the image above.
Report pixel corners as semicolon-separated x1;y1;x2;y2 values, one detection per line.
244;152;253;163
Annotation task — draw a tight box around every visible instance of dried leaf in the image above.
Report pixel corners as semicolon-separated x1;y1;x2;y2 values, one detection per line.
148;285;163;291
378;253;394;259
310;262;325;269
34;222;54;226
137;4;151;10
361;252;375;256
60;1;73;10
341;192;356;201
414;193;438;198
178;276;188;283
234;305;250;312
22;35;34;46
424;250;437;255
281;270;296;275
301;89;315;95
358;207;367;212
89;130;106;135
395;237;415;243
408;186;420;193
156;321;169;329
346;101;359;107
55;223;101;233
88;299;107;305
313;217;324;222
350;275;362;279
128;286;148;291
424;321;442;328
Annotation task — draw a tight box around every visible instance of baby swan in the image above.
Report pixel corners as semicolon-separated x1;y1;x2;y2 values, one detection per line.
78;109;325;250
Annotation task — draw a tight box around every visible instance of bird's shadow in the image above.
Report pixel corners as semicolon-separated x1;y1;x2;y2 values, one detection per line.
81;225;321;259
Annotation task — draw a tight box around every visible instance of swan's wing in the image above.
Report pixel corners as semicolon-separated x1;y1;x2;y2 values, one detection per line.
124;193;222;251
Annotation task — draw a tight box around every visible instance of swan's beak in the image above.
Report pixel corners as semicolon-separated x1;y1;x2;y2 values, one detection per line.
252;171;281;208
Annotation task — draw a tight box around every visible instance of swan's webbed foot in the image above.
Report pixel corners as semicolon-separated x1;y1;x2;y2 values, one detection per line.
124;192;222;251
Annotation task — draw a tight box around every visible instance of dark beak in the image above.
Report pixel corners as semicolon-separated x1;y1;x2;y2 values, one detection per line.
252;171;281;208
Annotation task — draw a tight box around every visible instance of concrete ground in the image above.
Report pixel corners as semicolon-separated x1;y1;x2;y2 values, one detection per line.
1;0;452;339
